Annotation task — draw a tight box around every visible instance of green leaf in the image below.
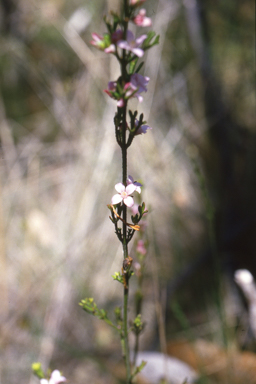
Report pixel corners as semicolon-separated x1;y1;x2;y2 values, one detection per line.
131;213;139;224
142;31;160;51
131;360;147;379
129;58;139;74
104;16;113;34
111;12;121;30
135;61;144;73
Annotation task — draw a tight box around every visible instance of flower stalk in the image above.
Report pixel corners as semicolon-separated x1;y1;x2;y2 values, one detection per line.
83;1;158;382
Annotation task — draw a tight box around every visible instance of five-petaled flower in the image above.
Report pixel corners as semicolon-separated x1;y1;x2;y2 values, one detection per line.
40;370;66;384
117;30;147;57
133;9;152;27
127;175;142;193
112;183;137;207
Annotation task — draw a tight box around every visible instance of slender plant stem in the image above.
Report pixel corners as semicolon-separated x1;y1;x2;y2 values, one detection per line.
123;284;131;382
121;101;131;382
121;1;131;380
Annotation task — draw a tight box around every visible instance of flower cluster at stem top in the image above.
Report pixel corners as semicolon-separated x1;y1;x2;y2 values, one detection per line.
90;1;159;109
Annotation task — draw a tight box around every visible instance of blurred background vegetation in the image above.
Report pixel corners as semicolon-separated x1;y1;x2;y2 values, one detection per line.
0;0;255;383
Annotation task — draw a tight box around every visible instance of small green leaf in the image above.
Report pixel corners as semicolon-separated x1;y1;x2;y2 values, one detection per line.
131;214;139;224
129;57;139;74
135;61;144;73
131;360;147;380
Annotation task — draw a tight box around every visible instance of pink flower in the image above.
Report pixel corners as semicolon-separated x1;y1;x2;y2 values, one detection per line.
125;73;150;102
104;74;149;105
117;30;147;57
127;175;142;193
104;81;117;97
104;81;125;106
107;81;117;91
133;9;152;27
136;239;147;255
130;73;149;93
134;119;152;135
111;183;137;207
91;33;104;48
130;0;146;7
91;33;115;53
40;370;66;384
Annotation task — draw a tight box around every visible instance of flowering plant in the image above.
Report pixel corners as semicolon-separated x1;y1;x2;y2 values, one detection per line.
32;1;158;383
80;1;158;382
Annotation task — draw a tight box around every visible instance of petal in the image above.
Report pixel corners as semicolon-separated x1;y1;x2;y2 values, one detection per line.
51;371;63;380
126;30;134;43
91;33;103;42
139;9;147;16
40;380;49;384
135;34;147;45
108;81;116;90
127;175;134;184
136;95;143;102
50;371;66;384
117;41;130;50
111;194;123;205
141;18;152;27
124;196;134;207
104;44;115;53
132;48;144;57
131;204;139;215
117;98;125;107
115;183;125;193
126;183;136;195
136;124;152;135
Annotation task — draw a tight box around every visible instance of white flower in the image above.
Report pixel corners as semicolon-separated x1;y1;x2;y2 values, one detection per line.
40;370;66;384
111;183;137;207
